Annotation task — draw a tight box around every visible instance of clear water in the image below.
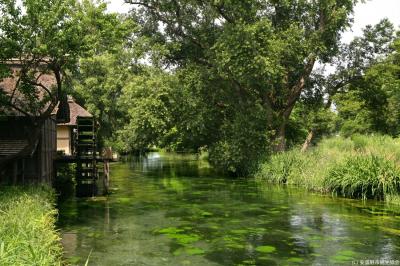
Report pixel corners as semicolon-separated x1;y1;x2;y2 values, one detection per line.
58;152;400;265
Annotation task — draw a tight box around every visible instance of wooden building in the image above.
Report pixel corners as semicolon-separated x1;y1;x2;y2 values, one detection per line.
1;62;109;195
0;63;60;184
57;96;93;156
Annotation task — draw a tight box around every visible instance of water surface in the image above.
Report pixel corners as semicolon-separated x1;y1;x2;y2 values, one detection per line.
58;152;400;265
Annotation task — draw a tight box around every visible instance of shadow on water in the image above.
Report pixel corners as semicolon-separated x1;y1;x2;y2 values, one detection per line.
57;152;400;266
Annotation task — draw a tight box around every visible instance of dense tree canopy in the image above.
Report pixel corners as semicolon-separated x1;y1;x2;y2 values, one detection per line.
1;0;400;175
0;0;82;119
335;36;400;136
119;0;359;173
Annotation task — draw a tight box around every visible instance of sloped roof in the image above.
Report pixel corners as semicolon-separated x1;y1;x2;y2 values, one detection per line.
0;63;58;116
58;96;92;126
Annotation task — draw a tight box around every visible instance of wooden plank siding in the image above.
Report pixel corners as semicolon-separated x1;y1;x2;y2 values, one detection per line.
0;116;57;184
38;117;57;183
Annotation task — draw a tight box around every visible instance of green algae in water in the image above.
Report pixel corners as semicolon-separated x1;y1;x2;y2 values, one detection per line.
255;245;276;253
230;229;249;235
186;247;205;255
287;257;304;263
157;228;201;245
157;227;184;234
199;211;213;217
116;197;131;204
58;153;400;266
173;247;205;256
67;256;81;264
220;235;246;249
330;250;357;263
380;226;400;236
172;234;201;245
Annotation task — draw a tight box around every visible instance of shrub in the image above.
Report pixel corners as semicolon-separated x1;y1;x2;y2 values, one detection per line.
209;104;270;176
325;155;400;200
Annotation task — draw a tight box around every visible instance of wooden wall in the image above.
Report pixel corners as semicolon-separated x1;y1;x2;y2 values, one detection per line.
38;116;57;183
0;116;57;184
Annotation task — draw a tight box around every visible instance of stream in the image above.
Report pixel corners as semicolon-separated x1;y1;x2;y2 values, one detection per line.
58;152;400;265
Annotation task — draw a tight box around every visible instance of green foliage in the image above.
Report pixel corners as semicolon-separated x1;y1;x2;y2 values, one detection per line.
296;19;397;145
0;0;83;117
54;163;76;199
256;135;400;201
0;186;62;266
115;69;177;152
257;150;307;184
127;0;357;161
335;33;400;137
0;0;131;120
208;103;271;175
325;155;400;200
73;53;132;149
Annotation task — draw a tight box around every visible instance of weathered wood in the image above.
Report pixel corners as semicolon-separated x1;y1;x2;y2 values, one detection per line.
12;161;18;185
75;116;98;197
103;160;110;195
0;116;56;184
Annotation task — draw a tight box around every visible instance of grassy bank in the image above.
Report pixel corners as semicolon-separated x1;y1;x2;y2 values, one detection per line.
256;135;400;202
0;186;63;266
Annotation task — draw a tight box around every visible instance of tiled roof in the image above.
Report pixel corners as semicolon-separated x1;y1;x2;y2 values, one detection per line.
58;97;92;126
0;64;58;116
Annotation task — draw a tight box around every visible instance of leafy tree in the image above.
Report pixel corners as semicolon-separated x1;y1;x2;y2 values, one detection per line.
0;0;88;167
118;0;361;174
0;0;82;119
335;36;400;136
115;68;177;152
73;53;132;149
299;19;397;149
127;0;358;153
71;1;137;149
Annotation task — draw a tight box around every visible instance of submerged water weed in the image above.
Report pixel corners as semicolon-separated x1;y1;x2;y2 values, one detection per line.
0;186;62;266
330;250;357;263
255;245;277;253
156;227;201;245
287;257;304;263
156;226;206;256
325;155;400;200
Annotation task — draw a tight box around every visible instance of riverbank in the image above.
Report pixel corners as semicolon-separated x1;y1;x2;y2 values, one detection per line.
0;186;63;266
256;135;400;203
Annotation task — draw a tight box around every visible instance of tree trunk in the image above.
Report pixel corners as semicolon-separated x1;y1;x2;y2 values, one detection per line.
301;129;314;152
274;122;287;152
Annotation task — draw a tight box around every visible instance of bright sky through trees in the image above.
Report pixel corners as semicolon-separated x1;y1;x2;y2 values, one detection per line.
107;0;400;42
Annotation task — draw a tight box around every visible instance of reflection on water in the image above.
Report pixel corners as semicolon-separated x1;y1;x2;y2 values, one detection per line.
58;152;400;265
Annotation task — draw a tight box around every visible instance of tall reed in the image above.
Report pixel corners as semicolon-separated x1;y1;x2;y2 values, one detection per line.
256;135;400;202
0;186;63;266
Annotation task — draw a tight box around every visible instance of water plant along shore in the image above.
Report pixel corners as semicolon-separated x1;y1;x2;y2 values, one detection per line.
0;186;62;266
256;135;400;203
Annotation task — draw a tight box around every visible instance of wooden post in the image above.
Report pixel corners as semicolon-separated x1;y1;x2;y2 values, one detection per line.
12;160;18;185
21;159;25;184
103;159;110;195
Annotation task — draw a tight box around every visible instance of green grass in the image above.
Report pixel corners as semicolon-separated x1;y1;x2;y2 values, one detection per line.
256;135;400;202
0;186;63;266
